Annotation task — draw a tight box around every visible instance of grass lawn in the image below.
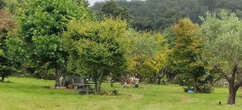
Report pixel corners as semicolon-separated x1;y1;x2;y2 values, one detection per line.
0;77;241;110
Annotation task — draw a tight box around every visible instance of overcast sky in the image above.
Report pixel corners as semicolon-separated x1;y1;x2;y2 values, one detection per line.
88;0;105;6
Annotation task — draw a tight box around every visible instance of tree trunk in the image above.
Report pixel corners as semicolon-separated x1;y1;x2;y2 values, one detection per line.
95;80;98;93
98;82;101;94
157;68;167;85
194;78;199;93
227;83;237;105
95;80;102;94
110;80;114;87
55;68;62;88
157;77;161;85
226;64;239;105
55;77;61;88
1;73;5;82
94;70;104;95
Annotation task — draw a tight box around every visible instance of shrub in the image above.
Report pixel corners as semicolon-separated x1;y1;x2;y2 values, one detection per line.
0;0;5;9
197;83;213;93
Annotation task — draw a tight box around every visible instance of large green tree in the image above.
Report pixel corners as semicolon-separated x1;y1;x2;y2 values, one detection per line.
201;11;242;105
9;0;89;87
63;18;127;94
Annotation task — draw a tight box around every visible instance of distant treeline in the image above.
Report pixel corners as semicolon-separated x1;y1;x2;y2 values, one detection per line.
92;0;242;31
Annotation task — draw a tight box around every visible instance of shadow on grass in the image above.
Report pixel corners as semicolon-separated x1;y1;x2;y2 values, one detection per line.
0;82;78;96
0;80;13;83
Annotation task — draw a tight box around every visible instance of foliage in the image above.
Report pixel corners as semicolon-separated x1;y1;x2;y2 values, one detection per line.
197;83;213;93
93;0;242;31
63;18;128;94
0;0;5;9
93;0;131;22
7;0;90;86
0;9;16;32
16;0;89;41
0;9;16;81
127;32;168;83
201;11;242;104
163;26;177;49
171;19;209;92
143;52;168;84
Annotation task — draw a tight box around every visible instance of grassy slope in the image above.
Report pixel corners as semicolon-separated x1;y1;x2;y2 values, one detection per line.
0;77;241;110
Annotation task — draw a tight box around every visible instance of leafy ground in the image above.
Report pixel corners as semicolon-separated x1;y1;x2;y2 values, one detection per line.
0;77;241;110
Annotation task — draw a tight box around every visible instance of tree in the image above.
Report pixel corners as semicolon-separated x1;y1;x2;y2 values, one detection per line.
63;18;128;94
0;9;16;81
201;11;242;104
163;26;177;49
0;0;5;9
171;19;207;92
201;0;217;12
144;51;168;84
127;32;167;82
98;0;131;22
93;0;242;32
10;0;89;87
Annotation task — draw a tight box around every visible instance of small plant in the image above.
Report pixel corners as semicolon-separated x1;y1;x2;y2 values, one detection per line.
111;90;119;95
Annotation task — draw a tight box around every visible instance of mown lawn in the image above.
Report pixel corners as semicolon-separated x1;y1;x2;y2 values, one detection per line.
0;77;241;110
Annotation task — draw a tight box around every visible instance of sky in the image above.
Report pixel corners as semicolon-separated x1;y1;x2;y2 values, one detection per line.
88;0;135;6
88;0;105;6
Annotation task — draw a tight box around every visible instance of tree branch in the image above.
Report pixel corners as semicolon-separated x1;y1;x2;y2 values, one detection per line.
214;65;231;81
231;64;238;82
235;80;242;90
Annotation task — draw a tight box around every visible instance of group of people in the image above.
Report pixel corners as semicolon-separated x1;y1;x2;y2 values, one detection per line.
121;77;140;88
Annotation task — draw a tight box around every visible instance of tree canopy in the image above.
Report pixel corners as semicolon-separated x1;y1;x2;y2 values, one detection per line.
201;11;242;104
63;18;128;94
171;19;209;92
7;0;90;86
93;0;242;31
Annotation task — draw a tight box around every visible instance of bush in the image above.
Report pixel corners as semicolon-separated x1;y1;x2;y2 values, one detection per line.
184;88;189;92
0;0;5;9
184;83;213;93
197;83;213;93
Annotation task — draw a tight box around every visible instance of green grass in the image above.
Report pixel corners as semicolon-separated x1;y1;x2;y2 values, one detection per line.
0;77;241;110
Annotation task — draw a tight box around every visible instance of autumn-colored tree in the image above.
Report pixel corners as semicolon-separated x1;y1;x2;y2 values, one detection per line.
172;19;207;92
0;9;16;81
128;32;168;83
144;51;168;84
